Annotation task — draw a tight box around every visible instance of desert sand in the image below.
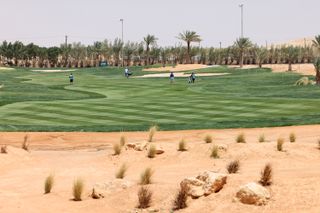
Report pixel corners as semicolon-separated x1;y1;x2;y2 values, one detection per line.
31;69;77;73
1;125;320;213
143;64;212;72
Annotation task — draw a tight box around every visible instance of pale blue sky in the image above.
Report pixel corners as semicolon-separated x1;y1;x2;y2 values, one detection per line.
0;0;318;47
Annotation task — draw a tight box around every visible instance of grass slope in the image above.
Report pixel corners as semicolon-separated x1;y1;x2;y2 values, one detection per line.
0;66;319;131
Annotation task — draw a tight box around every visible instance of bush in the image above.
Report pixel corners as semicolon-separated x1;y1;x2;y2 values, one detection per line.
277;138;284;151
259;134;265;143
113;143;122;155
259;163;272;186
236;133;246;143
1;145;7;154
148;125;158;142
73;178;84;201
22;135;29;151
120;135;126;146
178;139;188;151
115;163;127;179
137;186;152;209
210;145;219;159
226;160;240;174
44;174;54;194
147;145;157;158
318;139;320;150
204;134;213;143
140;167;154;185
173;183;189;210
289;132;296;143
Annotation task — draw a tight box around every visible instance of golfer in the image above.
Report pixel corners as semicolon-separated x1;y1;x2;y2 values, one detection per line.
69;73;74;84
170;72;174;83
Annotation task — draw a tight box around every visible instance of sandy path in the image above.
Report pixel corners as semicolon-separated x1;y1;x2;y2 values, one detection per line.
31;69;77;73
143;64;213;72
136;72;228;78
1;125;320;213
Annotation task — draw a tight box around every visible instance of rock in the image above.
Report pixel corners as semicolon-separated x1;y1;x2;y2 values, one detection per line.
196;171;227;195
93;179;133;198
126;143;136;149
217;144;228;151
155;146;164;155
235;182;270;205
91;188;104;199
134;142;148;151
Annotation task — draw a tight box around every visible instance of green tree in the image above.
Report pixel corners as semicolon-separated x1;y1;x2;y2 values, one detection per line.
177;31;201;64
234;38;252;68
143;34;157;66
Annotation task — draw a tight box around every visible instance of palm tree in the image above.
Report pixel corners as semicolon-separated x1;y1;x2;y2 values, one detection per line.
254;47;268;68
143;34;157;66
177;31;201;64
312;35;320;84
112;38;123;66
284;46;299;71
234;37;252;68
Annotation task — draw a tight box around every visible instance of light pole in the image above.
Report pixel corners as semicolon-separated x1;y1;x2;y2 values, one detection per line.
120;19;124;67
239;4;244;38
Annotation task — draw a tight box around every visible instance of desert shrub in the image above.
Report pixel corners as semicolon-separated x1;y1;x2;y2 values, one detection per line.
22;135;29;151
178;139;187;151
236;133;246;143
318;139;320;150
1;145;7;154
120;135;126;146
277;138;284;151
259;163;272;186
148;125;158;142
147;145;156;158
137;186;152;209
210;145;219;159
44;174;54;194
73;178;84;201
259;134;265;143
140;167;154;185
289;132;296;143
204;134;213;143
113;143;122;155
173;183;189;210
115;163;127;179
226;160;240;174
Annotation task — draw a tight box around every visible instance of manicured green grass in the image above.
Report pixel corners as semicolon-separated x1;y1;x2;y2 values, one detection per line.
0;66;319;131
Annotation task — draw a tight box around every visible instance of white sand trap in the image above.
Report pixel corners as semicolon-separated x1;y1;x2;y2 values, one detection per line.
0;67;15;71
143;64;216;72
32;69;77;73
136;72;229;78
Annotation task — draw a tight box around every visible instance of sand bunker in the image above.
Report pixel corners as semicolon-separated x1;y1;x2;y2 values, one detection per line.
0;67;15;71
229;64;315;76
143;64;214;72
32;69;77;73
136;72;228;78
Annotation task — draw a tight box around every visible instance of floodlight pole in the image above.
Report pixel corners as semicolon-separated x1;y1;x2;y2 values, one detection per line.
239;4;244;38
120;19;124;67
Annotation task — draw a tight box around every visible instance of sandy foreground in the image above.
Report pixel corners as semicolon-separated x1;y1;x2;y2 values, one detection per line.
0;125;320;213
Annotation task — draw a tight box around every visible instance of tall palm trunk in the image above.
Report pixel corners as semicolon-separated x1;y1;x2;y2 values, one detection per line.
288;61;292;71
316;68;320;85
186;42;191;64
239;50;244;68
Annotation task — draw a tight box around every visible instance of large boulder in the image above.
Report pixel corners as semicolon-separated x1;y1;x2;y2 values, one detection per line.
235;182;270;205
180;177;205;198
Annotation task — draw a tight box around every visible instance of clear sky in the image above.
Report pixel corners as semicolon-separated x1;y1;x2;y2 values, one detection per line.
0;0;319;47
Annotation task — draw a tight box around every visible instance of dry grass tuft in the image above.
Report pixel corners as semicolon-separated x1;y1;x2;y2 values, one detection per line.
147;145;157;158
259;163;272;186
236;133;246;143
115;163;127;179
73;178;84;201
44;174;54;194
277;138;285;151
137;186;152;209
289;132;296;143
204;134;213;143
173;183;189;210
140;167;154;185
210;145;219;159
259;134;265;143
113;143;122;155
226;160;240;174
22;135;29;151
120;135;126;146
318;139;320;150
1;145;8;154
178;139;188;151
148;125;158;142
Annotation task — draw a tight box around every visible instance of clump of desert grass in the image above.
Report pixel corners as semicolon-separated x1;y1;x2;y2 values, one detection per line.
226;160;240;174
115;163;127;179
1;145;7;154
289;132;296;143
318;139;320;150
236;133;246;143
210;145;219;159
173;183;189;210
148;125;158;142
259;163;272;186
147;145;157;158
91;188;100;199
277;137;285;151
113;143;122;155
44;174;54;194
120;135;126;146
137;186;152;209
204;134;213;143
259;134;265;143
22;135;29;151
72;178;84;201
140;167;154;185
178;139;188;151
